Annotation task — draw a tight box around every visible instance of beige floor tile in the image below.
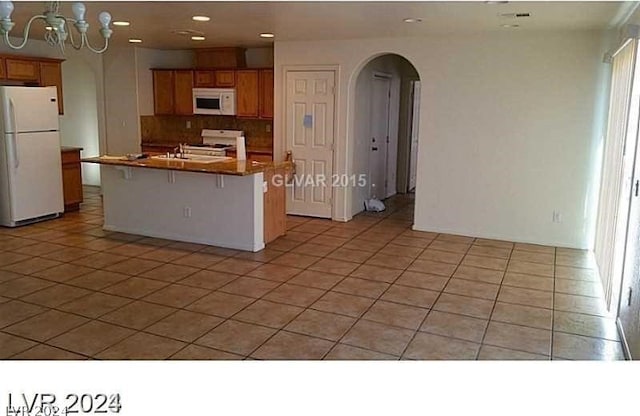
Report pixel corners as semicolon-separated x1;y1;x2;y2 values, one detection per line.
326;247;373;263
0;300;46;329
266;238;302;252
366;253;414;270
252;331;334;360
403;332;480;360
234;249;284;263
1;258;62;275
381;285;439;309
491;302;553;330
146;310;224;342
106;242;157;257
21;284;92;308
0;252;31;267
555;279;603;298
395;271;449;291
234;300;304;329
138;247;191;262
308;234;349;248
554;293;609;317
510;250;555;265
270;253;319;269
139;263;199;283
170;344;243;360
287;270;345;290
418;249;465;265
477;345;549;360
514;243;555;255
389;236;431;249
507;260;554;278
292;242;337;257
452;266;504;284
178;270;238;290
49;320;135;356
332;277;389;299
0;276;55;298
497;286;553;309
408;259;457;276
195;320;276;355
552;332;624;360
96;332;186;359
285;309;356;341
436;234;475;244
11;344;86;360
554;311;619;341
105;258;164;276
217;277;279;298
501;272;554;292
429;241;471;254
432;293;495;319
186;291;255;318
31;264;95;283
555;266;598;281
342;238;388;253
0;296;8;304
263;284;326;307
462;255;508;271
171;252;224;268
5;310;88;342
444;279;500;300
143;284;211;308
0;270;23;283
378;244;424;258
71;252;129;268
246;264;304;282
58;292;131;319
483;321;551;356
100;301;176;330
200;246;241;257
350;264;403;283
324;343;398;360
309;258;361;276
420;310;488;342
209;258;264;275
0;332;38;358
66;270;130;291
555;254;597;269
341;320;414;356
311;291;375;318
466;245;511;259
102;277;169;299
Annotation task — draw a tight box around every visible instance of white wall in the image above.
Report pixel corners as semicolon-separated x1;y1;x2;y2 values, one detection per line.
275;31;608;248
0;40;105;185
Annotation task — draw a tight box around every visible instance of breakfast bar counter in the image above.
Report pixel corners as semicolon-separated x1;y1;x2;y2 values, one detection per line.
83;156;292;252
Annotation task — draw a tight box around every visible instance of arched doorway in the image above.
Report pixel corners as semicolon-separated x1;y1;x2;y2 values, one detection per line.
351;53;420;216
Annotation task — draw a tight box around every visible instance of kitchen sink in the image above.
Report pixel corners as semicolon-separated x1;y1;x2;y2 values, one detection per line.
151;154;232;164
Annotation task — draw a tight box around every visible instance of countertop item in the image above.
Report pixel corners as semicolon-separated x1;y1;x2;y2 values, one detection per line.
82;155;292;176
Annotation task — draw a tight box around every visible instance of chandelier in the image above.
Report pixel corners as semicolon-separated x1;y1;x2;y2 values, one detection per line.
0;1;112;54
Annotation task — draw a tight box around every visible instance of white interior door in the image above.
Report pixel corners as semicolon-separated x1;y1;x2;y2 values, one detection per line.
408;81;421;192
285;70;335;218
368;74;391;200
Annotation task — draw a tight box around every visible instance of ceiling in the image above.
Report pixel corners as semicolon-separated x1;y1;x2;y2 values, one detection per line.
4;1;630;50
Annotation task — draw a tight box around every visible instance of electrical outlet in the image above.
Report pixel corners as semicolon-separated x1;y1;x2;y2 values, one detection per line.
266;124;271;133
552;210;562;223
186;121;191;129
183;207;192;218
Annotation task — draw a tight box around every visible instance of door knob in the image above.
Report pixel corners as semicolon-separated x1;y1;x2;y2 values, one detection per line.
372;147;378;151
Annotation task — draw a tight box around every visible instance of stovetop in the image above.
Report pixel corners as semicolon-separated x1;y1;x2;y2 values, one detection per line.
184;143;233;149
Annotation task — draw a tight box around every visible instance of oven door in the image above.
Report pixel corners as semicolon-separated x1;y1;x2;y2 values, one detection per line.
193;91;222;115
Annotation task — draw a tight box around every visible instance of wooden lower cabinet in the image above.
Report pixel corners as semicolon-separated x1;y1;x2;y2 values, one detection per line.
61;148;83;212
263;167;287;243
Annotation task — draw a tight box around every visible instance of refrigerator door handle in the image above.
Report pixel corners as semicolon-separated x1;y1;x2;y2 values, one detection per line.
9;98;18;168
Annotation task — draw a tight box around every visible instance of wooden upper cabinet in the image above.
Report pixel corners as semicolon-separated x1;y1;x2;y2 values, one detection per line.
215;70;235;87
195;47;246;69
6;58;40;82
174;70;194;115
259;69;274;119
39;61;64;114
0;58;6;80
194;70;215;87
153;70;175;115
236;70;259;118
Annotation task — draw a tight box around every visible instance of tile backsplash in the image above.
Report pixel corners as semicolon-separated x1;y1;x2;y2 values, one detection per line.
140;115;273;148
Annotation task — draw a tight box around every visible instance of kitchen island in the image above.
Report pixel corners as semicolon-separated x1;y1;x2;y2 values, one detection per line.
83;156;292;252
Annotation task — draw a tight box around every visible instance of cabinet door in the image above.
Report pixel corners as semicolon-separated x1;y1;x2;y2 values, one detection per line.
194;70;215;87
236;70;259;118
174;70;194;115
6;59;40;82
153;70;175;115
0;58;6;79
39;61;64;114
215;70;235;87
259;69;274;119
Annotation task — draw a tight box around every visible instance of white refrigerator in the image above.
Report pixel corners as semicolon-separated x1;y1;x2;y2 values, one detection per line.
0;86;64;227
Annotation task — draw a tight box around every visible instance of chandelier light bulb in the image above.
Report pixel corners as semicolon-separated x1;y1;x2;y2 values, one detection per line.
98;11;111;29
71;2;86;22
0;0;14;20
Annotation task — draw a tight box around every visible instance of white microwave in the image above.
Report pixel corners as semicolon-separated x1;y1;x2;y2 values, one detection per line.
192;88;236;115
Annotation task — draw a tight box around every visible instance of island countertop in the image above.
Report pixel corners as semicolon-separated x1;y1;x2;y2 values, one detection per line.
82;155;293;176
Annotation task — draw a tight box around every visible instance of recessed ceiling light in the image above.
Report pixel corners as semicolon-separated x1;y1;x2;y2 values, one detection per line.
259;33;275;38
128;38;143;43
192;16;210;22
501;24;520;28
403;18;423;23
113;21;130;27
191;36;206;41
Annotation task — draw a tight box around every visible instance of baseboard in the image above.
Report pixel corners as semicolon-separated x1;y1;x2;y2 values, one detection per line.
617;317;632;360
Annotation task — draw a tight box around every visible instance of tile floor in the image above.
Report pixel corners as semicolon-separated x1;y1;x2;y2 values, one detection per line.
0;187;625;360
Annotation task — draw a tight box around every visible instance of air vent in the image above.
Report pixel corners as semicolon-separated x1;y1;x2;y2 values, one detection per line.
498;12;531;19
171;29;204;37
